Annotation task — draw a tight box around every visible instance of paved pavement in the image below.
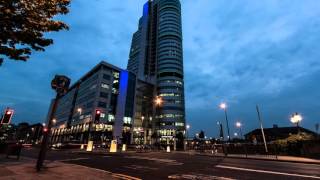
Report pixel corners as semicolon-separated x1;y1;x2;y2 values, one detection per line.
0;155;136;180
15;148;320;180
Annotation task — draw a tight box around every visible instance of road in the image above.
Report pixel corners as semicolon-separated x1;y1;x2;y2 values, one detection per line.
21;148;320;180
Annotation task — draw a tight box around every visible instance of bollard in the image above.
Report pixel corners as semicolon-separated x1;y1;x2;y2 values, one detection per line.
110;140;117;153
86;141;93;152
166;146;170;153
122;144;126;152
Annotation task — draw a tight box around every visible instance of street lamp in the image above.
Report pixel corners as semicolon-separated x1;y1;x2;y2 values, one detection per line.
236;121;243;139
290;112;302;127
155;96;163;106
234;132;238;137
219;103;230;142
77;108;82;115
290;112;303;135
52;119;57;124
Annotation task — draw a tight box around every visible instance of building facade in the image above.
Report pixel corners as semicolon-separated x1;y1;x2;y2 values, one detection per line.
50;62;136;144
128;0;186;147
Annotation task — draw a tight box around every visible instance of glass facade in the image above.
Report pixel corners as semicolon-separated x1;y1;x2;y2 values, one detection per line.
50;62;136;145
127;0;185;147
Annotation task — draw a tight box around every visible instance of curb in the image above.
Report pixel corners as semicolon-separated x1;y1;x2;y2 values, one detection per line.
190;153;320;165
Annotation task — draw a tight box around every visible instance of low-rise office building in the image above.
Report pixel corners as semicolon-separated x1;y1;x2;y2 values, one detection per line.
50;61;136;144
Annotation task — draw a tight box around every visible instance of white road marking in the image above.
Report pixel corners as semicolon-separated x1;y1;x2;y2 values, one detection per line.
168;174;234;180
125;156;183;165
216;165;320;179
103;155;111;158
70;163;141;180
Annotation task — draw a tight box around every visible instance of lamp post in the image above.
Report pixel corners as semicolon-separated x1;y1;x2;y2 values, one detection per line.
236;121;243;139
186;124;190;139
220;103;230;142
217;121;224;140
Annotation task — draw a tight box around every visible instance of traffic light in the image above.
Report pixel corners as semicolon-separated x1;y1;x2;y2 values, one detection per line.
1;109;14;124
43;127;48;133
94;110;101;124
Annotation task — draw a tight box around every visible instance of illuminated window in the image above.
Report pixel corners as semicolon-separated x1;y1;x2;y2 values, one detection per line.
101;83;110;89
113;72;119;79
157;114;184;119
112;88;118;94
108;115;115;122
123;117;132;124
175;122;184;127
159;93;174;97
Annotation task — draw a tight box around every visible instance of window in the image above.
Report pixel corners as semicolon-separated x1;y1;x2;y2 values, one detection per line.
112;88;118;94
101;83;110;89
157;114;184;119
159;93;180;97
98;101;107;108
123;117;132;124
175;122;184;127
103;74;111;80
100;92;108;98
108;115;115;122
113;72;119;79
90;84;97;90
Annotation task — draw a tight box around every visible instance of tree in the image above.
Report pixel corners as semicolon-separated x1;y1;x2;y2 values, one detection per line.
0;0;70;64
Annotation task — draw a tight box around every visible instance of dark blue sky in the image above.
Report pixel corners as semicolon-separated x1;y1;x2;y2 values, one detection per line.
1;0;320;137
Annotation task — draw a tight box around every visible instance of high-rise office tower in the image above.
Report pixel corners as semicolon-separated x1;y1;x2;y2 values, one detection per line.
128;0;185;147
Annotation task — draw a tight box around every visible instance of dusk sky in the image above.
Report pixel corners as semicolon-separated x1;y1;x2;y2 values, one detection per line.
1;0;320;137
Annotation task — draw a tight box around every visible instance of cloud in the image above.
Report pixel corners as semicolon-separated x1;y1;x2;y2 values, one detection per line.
1;0;319;136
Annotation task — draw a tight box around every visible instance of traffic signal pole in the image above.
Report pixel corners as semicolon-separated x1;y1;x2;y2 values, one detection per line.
36;75;70;171
36;94;59;171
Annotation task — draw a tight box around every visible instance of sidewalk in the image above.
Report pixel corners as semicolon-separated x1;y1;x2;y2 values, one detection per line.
0;155;138;180
177;151;320;164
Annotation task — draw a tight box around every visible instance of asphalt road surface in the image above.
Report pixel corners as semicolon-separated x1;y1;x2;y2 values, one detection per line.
21;148;320;180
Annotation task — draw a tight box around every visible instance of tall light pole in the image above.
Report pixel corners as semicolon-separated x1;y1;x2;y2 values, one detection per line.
236;121;243;139
217;121;224;140
154;96;163;145
256;105;268;153
220;103;230;142
186;124;190;139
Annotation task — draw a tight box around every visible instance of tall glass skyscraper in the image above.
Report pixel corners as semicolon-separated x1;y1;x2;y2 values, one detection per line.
128;0;185;148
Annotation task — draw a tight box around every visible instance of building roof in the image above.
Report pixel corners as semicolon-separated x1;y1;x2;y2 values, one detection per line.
68;60;123;91
245;126;318;137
